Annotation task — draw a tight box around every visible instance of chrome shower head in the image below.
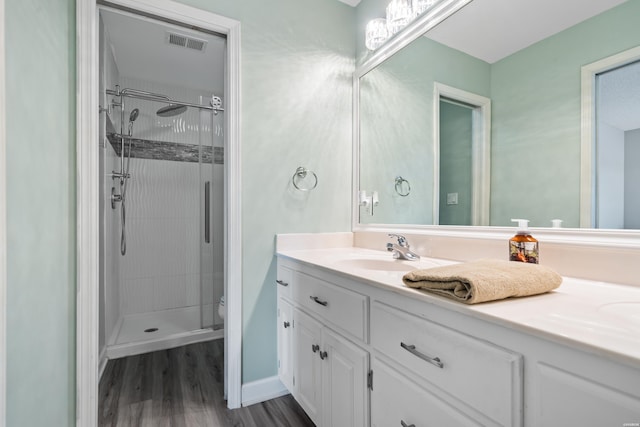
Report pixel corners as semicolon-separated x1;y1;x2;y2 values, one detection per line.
156;104;187;117
129;108;140;122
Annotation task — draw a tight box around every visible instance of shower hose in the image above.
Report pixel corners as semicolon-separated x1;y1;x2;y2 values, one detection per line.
120;138;132;256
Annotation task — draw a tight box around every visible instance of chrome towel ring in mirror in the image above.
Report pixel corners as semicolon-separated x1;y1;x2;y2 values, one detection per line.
395;176;411;197
292;167;318;191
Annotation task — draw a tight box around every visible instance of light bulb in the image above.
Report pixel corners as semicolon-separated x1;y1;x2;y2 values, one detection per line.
365;18;388;51
386;0;414;36
412;0;437;17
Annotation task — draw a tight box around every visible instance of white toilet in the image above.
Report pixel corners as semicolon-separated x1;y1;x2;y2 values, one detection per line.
217;296;225;320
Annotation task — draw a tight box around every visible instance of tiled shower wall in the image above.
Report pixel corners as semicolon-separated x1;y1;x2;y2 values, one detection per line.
103;73;225;337
119;158;208;315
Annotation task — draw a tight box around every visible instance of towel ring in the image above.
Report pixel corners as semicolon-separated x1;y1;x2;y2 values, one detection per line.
395;176;411;197
292;167;318;191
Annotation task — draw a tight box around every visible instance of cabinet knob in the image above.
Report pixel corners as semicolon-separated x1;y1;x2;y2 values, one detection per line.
276;279;289;287
312;344;320;353
319;350;328;360
400;421;415;427
283;321;290;328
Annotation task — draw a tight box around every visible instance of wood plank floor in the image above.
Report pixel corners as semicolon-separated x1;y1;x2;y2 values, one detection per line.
99;339;315;427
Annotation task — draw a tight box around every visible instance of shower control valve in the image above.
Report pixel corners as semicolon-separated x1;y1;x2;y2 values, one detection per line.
111;187;122;209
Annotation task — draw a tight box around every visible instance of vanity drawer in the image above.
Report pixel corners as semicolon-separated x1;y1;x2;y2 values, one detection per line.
371;302;522;427
276;264;293;300
294;272;367;342
371;358;483;427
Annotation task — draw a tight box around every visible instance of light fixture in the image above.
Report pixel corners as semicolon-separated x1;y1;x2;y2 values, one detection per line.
386;0;414;36
412;0;437;17
365;18;389;51
365;0;441;51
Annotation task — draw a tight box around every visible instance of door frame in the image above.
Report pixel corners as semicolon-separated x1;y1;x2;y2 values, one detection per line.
0;0;6;424
434;82;491;226
76;0;242;424
580;45;640;228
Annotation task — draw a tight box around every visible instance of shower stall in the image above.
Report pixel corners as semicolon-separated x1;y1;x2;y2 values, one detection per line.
100;83;225;360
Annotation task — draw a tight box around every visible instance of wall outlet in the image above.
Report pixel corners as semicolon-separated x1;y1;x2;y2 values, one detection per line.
447;192;458;205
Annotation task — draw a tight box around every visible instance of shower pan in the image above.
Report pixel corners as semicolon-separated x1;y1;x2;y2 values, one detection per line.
101;85;225;359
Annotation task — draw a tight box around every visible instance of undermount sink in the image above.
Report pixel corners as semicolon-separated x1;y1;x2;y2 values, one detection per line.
598;302;640;328
332;258;422;272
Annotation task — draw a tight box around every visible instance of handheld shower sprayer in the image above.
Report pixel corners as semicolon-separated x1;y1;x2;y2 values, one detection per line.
128;108;139;136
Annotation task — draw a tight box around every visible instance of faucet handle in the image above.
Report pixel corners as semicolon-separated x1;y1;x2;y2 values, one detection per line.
388;233;408;247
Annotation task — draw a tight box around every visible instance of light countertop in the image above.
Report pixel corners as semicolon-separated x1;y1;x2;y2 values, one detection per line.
277;246;640;368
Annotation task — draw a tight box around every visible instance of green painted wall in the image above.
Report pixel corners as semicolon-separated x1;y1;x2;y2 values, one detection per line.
5;0;76;425
5;0;354;424
177;0;355;383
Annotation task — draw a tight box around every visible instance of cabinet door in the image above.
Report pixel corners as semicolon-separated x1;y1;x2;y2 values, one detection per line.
371;358;483;427
536;363;640;426
293;308;323;426
321;329;369;427
277;298;294;392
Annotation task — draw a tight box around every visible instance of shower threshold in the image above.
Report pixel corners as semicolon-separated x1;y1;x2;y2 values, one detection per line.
106;306;223;359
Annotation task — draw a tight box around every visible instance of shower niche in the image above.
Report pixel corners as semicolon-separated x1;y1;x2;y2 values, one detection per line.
98;7;227;361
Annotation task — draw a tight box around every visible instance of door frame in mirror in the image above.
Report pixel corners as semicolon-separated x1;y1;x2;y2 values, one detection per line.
434;82;491;226
580;45;640;228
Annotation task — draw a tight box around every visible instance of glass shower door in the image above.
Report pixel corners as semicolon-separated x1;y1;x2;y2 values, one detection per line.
199;102;224;330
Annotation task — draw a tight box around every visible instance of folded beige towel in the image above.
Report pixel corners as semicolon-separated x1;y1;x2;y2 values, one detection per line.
402;259;562;304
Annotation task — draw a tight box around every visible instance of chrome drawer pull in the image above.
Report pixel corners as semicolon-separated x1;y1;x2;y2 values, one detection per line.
310;296;328;306
400;421;415;427
283;321;290;328
319;350;328;360
312;344;320;353
400;342;444;368
276;279;289;286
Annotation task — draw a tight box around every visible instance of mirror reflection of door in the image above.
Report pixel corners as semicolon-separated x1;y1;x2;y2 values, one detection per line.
434;83;491;226
595;59;640;230
439;98;473;225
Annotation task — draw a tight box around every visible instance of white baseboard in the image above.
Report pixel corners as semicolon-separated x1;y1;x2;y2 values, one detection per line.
241;375;289;407
106;328;222;360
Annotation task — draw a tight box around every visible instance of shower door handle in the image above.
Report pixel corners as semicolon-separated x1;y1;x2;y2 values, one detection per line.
205;181;210;243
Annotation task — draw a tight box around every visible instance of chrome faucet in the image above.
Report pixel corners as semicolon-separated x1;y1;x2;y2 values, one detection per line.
386;234;420;261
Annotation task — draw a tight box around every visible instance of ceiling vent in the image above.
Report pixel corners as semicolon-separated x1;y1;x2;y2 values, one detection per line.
166;31;207;52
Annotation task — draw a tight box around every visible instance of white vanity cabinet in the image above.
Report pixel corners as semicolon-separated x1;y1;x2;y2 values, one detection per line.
277;264;370;427
277;254;640;427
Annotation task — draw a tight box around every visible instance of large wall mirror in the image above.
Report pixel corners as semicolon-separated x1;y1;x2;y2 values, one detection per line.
355;0;640;231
